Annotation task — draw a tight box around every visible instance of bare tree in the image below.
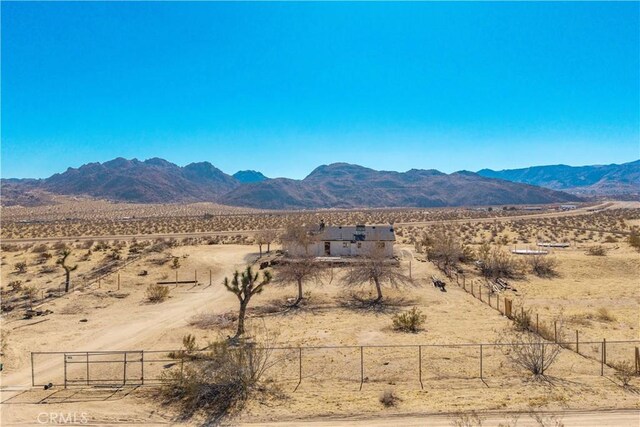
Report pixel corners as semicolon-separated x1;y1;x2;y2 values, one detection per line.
57;248;78;292
274;256;325;307
254;230;277;257
223;266;272;339
280;221;317;256
423;226;470;271
344;246;412;304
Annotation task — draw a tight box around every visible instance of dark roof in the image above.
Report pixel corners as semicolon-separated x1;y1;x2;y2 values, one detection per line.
317;225;395;242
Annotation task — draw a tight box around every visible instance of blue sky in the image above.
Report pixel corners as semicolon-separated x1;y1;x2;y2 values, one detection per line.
2;1;638;179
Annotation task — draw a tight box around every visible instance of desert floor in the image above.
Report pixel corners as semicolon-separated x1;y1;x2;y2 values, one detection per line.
1;237;639;425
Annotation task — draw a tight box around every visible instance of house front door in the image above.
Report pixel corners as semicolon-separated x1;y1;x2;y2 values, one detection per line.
324;242;331;256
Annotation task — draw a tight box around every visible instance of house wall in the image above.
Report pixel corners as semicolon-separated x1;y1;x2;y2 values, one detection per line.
283;240;394;257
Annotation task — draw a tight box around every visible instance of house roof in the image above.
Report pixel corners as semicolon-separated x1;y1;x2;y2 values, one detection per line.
317;225;395;242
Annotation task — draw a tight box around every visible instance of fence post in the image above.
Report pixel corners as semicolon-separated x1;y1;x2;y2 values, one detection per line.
635;347;640;374
141;350;145;385
209;269;212;286
480;344;483;380
541;343;545;375
123;352;127;385
64;354;68;389
601;341;604;376
536;314;539;334
86;352;90;386
195;270;197;283
418;345;423;389
576;330;579;354
175;270;178;287
31;352;35;387
603;338;607;365
359;346;364;391
554;321;557;342
117;274;120;291
479;285;482;302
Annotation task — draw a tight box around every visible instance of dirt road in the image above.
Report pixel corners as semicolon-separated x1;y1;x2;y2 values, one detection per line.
240;409;640;427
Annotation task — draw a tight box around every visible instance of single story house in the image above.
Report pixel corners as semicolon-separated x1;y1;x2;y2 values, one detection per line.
283;224;395;257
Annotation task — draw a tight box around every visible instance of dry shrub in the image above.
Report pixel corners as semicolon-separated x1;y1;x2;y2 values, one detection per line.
189;312;237;329
159;325;280;423
585;245;607;256
527;255;558;278
502;332;561;377
379;389;399;407
7;280;23;293
628;231;640;252
513;308;533;332
146;284;170;303
392;307;425;333
476;244;523;279
31;244;49;253
451;411;484;427
612;360;637;387
595;307;616;322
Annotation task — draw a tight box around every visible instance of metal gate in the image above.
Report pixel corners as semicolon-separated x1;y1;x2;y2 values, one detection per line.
63;351;144;387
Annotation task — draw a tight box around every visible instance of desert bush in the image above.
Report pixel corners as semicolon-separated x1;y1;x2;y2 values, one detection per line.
628;231;640;251
392;307;426;333
476;244;523;279
613;360;637;387
146;284;170;303
189;312;237;329
171;257;181;269
585;245;607;256
14;262;27;274
7;280;23;292
502;332;561;377
595;307;616;322
451;411;484;427
31;244;49;253
513;308;533;332
22;285;38;309
159;327;280;422
379;389;399;407
527;255;558;278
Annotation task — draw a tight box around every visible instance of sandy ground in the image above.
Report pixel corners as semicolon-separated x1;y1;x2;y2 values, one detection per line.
1;236;639;425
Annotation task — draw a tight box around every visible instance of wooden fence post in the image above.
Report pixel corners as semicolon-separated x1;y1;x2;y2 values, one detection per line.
554;321;557;342
175;270;178;287
209;269;212;286
601;340;605;376
117;274;121;291
480;344;483;380
635;347;640;374
603;338;607;365
359;346;364;391
576;330;579;353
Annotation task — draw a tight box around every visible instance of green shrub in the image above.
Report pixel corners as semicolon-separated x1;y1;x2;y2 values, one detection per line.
392;307;425;333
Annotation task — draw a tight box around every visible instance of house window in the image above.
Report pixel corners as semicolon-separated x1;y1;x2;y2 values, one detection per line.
342;242;348;248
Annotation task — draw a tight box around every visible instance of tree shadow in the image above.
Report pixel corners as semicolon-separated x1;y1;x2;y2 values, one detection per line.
338;292;418;314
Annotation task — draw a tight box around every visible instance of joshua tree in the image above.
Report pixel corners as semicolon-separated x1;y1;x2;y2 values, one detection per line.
344;246;412;304
274;256;325;307
57;249;78;292
223;266;272;339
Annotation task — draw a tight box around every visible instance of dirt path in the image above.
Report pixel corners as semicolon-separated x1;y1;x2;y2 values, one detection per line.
0;246;252;389
240;409;640;427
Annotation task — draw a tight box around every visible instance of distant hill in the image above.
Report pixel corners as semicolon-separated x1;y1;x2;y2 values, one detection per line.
2;158;583;208
233;170;269;183
223;163;581;209
477;160;640;198
42;157;239;203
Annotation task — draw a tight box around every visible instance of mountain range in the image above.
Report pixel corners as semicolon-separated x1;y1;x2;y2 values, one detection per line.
2;157;614;209
478;160;639;198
